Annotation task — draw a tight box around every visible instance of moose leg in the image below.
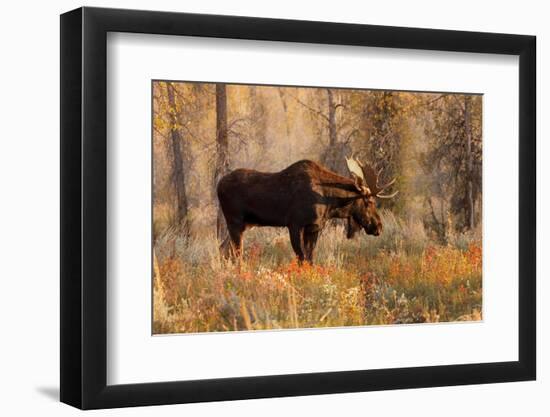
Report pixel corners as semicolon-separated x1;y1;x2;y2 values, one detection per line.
303;227;320;264
227;222;245;259
288;226;305;263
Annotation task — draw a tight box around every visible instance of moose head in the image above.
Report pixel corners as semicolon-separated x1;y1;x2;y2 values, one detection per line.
345;156;398;237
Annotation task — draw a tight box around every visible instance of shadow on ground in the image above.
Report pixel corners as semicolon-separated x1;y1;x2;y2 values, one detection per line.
36;386;59;401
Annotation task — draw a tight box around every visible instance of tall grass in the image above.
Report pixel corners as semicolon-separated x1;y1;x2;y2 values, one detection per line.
153;211;482;334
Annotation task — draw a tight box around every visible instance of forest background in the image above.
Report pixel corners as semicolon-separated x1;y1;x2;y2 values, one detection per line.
152;81;483;334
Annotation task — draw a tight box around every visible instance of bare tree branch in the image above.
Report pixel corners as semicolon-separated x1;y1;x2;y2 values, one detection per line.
287;93;330;123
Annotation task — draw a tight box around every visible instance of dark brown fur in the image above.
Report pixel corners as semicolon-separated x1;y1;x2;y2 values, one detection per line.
217;160;382;263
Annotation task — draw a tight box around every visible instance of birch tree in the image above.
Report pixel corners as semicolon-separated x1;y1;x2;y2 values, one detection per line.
165;82;189;235
214;83;229;241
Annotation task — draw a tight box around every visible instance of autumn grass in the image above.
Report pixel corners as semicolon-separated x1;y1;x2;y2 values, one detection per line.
153;211;482;334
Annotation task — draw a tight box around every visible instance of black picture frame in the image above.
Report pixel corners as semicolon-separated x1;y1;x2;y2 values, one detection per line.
60;6;536;410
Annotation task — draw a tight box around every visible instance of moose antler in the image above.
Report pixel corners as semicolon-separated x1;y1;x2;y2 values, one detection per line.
346;156;398;199
345;156;365;180
345;156;370;195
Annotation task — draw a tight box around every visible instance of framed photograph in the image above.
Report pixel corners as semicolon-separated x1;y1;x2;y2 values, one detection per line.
60;6;536;409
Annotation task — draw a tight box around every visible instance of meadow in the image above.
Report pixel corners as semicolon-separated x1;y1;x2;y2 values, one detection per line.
153;211;482;334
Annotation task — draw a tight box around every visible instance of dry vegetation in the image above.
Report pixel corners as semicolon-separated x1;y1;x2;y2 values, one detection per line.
153;211;482;334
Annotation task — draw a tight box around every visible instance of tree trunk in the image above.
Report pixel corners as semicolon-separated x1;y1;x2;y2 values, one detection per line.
214;84;230;241
277;88;292;164
325;89;338;171
165;82;189;234
464;96;475;230
249;86;268;169
327;89;337;147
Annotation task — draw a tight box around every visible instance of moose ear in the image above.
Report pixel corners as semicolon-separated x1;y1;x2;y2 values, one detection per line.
352;174;370;195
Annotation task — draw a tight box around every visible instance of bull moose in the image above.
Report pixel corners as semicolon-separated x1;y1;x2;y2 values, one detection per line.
217;158;397;263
